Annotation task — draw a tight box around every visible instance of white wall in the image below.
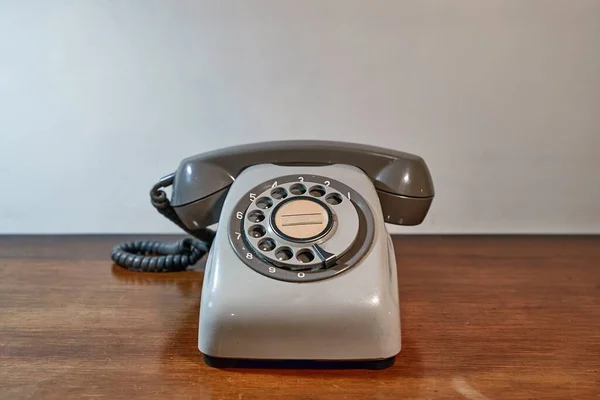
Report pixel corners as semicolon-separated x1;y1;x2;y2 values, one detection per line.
1;0;599;234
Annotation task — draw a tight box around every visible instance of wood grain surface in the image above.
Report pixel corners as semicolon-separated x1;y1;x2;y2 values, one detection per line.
1;235;599;399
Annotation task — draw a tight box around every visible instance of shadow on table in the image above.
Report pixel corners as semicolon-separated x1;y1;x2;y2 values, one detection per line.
110;259;206;297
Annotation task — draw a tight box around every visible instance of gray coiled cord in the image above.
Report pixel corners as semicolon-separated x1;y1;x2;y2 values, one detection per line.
111;173;216;272
110;238;209;272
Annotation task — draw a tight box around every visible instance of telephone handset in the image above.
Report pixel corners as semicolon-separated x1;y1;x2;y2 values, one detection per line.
112;140;434;369
166;140;433;230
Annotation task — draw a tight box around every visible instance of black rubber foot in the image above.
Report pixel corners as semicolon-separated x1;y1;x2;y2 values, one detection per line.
202;354;396;370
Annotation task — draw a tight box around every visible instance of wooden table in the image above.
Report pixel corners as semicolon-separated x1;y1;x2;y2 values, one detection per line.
1;235;598;399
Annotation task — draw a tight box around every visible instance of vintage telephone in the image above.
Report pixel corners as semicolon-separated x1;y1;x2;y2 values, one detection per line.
112;140;434;369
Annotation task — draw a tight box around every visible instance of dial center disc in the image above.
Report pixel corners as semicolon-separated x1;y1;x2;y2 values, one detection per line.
272;198;330;241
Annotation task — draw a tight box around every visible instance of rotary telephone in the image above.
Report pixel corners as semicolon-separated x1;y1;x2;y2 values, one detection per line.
112;140;434;369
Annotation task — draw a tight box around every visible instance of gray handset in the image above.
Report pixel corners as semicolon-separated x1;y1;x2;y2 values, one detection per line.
167;140;434;231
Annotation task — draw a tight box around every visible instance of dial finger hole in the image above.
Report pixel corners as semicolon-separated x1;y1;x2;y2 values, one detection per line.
289;183;307;195
271;187;288;200
325;193;343;205
274;247;293;261
256;197;273;209
248;225;266;238
258;238;276;252
247;210;265;223
296;249;315;263
309;185;326;197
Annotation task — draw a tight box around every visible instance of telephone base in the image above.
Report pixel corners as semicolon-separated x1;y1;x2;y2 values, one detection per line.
202;354;396;370
199;164;402;367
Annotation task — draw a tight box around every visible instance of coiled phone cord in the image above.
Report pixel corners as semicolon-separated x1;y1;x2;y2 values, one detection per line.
110;174;215;272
